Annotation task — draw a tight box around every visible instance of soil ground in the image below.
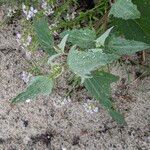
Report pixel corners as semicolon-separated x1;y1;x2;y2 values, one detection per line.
0;17;150;150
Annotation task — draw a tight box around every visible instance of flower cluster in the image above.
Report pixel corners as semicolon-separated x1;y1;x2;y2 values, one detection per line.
41;0;54;16
52;95;71;108
66;12;76;21
16;33;32;47
20;71;33;84
83;100;99;114
16;33;32;59
22;4;38;20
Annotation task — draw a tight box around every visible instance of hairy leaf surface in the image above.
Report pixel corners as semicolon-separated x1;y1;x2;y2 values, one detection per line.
34;18;56;55
108;109;126;125
96;27;114;47
113;0;150;44
58;34;69;53
84;71;126;124
84;71;118;101
67;46;118;78
61;29;96;49
109;0;140;20
106;37;150;55
12;76;54;103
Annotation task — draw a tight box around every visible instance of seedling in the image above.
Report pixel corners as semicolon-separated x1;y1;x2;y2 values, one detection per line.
3;0;149;125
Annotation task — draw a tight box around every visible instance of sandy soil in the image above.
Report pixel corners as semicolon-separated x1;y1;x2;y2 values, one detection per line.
0;20;150;150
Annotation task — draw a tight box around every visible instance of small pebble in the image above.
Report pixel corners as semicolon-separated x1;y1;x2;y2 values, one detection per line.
26;99;31;103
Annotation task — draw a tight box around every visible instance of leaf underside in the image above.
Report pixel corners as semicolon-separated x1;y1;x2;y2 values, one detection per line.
106;36;150;55
58;34;69;52
109;0;140;20
96;27;114;47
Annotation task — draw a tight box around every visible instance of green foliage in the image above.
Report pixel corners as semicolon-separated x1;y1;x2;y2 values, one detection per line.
84;71;119;102
67;46;118;79
96;27;114;47
9;0;150;124
113;0;150;44
0;0;22;6
58;34;69;53
61;29;96;49
53;1;108;31
84;71;126;124
0;0;41;7
109;0;140;20
106;36;150;55
12;76;54;104
108;109;126;125
34;18;56;55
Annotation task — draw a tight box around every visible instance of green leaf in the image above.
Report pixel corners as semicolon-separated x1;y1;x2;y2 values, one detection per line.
58;34;69;53
67;46;119;79
106;37;150;55
96;27;114;47
109;0;140;20
84;71;119;103
113;0;150;44
34;18;56;55
84;71;126;124
61;29;96;49
12;76;54;103
108;109;127;125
